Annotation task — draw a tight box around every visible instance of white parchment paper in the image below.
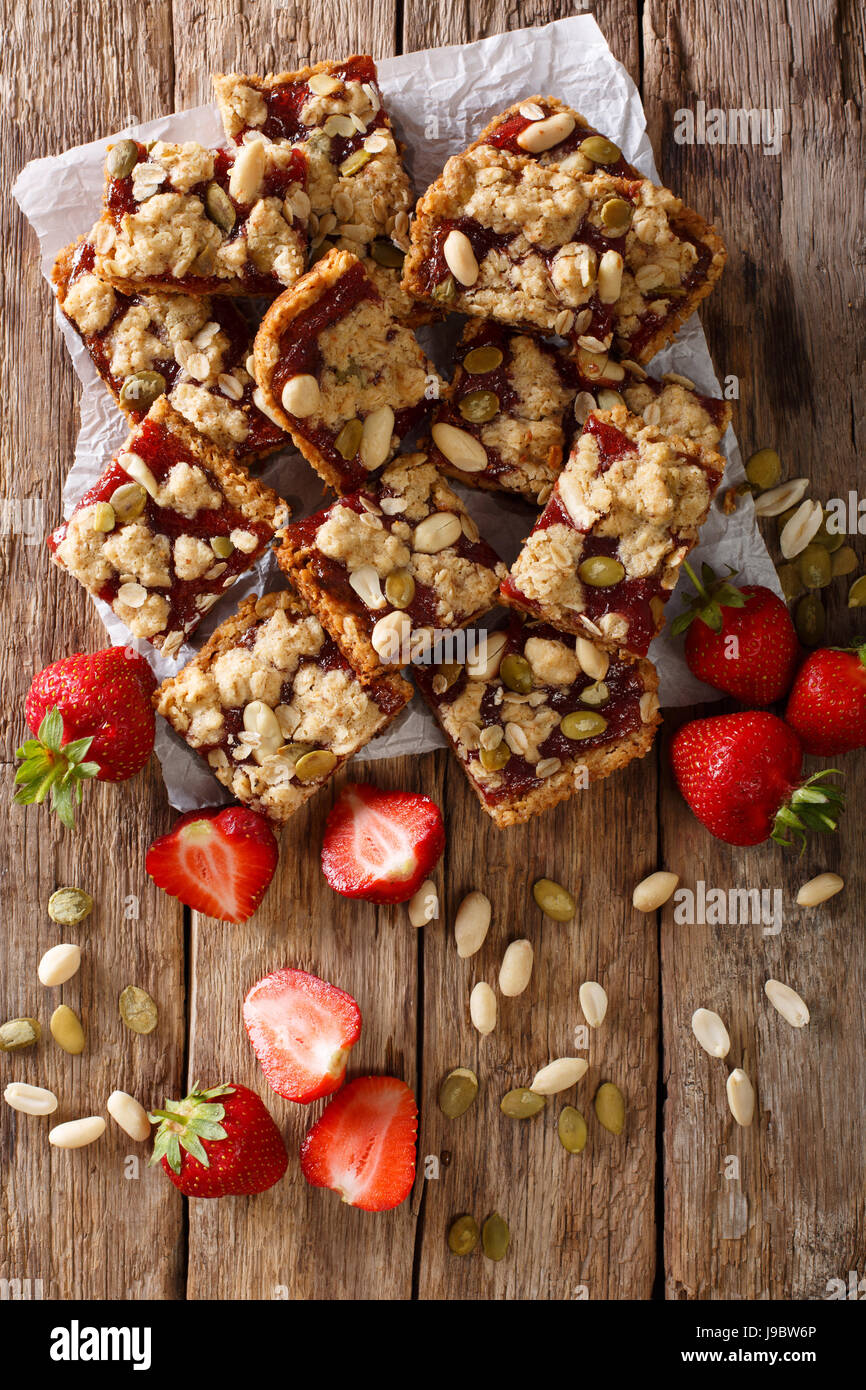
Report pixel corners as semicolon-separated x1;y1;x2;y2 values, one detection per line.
12;14;779;810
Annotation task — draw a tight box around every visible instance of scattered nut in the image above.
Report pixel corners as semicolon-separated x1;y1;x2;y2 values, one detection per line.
38;943;82;988
498;940;533;997
48;1116;106;1149
796;872;844;907
753;477;809;517
454;891;491;958
3;1082;58;1116
691;1008;731;1058
442;228;479;286
764;979;810;1027
469;982;496;1036
578;981;608;1028
725;1068;755;1127
632;870;679;913
408;879;439;928
529;1057;588;1095
106;1090;151;1141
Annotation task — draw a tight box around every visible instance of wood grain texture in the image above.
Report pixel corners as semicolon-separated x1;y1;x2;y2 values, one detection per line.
643;0;866;1298
0;0;184;1299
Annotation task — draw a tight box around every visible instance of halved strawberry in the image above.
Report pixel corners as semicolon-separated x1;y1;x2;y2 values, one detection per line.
321;783;445;904
300;1076;418;1211
146;806;279;923
243;968;362;1103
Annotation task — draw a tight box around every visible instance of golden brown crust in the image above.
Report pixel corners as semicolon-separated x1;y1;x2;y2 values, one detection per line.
636;203;727;363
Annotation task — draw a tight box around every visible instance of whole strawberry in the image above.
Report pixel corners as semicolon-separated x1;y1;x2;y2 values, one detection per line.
150;1082;288;1198
785;642;866;755
671;710;843;847
15;647;157;826
673;562;799;705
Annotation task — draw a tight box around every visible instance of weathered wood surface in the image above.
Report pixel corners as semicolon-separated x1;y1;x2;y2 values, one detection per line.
1;0;862;1302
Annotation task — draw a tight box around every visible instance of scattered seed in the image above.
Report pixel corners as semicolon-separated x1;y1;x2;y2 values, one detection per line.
796;872;843;907
106;1090;151;1141
811;511;844;553
47;887;93;926
469;982;496;1036
632;870;679;913
50;1005;85;1055
48;1116;106;1149
753;477;809;517
204;181;236;233
3;1082;58;1116
463;345;503;374
797;543;832;590
530;1057;588;1095
831;545;857;577
776;562;804;603
691;1008;731;1058
764;979;810;1028
794;592;825;646
448;1214;479;1256
594;1081;626;1134
498;939;534;997
532;878;575;922
334;418;363;459
726;1068;755;1127
500;1087;546;1119
849;575;866;607
454;891;491;958
0;1017;41;1052
408;879;438;927
481;1211;510;1262
37;943;82;988
558;1105;588;1153
438;1067;479;1118
579;981;608;1028
119;985;158;1035
745;448;781;490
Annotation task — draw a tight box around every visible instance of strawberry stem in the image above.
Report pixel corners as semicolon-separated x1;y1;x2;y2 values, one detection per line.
13;708;100;829
671;561;746;637
771;769;845;851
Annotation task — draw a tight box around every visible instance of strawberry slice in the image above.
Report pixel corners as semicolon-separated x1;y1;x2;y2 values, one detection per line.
320;783;445;903
146;806;279;923
300;1076;418;1211
243;968;362;1103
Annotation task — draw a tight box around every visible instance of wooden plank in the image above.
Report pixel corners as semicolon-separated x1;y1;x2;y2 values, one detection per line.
0;0;184;1299
645;0;866;1298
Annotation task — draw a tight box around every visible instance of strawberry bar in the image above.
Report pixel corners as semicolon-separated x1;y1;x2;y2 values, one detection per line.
253;248;441;493
429;320;732;505
401;127;725;361
461;97;641;176
53;239;286;463
48;397;290;657
213;55;415;318
501;406;726;657
89;138;308;297
277;453;506;681
415;616;661;827
154;590;412;824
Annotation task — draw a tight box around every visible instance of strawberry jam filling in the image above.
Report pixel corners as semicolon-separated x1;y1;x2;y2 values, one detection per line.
229;57;386;159
486;107;637;177
48;418;275;635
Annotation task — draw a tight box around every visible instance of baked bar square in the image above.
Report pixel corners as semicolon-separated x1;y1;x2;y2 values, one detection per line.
459;96;640;176
415;616;661;827
429;320;732;505
213;55;416;319
53;238;286;463
48;397;290;657
277;452;506;680
402;140;725;361
90;138;308;297
253;248;441;493
154;590;412;823
501;406;725;657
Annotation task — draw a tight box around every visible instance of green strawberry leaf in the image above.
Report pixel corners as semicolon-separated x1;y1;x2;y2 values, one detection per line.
13;705;100;830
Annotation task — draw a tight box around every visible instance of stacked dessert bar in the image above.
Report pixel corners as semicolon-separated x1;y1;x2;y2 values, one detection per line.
48;67;730;828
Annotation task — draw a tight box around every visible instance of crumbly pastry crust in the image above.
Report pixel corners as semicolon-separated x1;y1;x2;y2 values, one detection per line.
91;139;307;298
501;405;725;657
253;248;441;492
53;239;286;462
415;618;661;827
277;452;506;679
154;589;412;823
402;138;726;361
48;396;290;656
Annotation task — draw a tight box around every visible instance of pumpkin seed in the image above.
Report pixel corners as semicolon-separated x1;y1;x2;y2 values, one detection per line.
500;652;532;693
479;744;510;771
448;1214;479;1256
558;1105;588;1153
119;985;158;1035
579;134;621;164
107;139;139;179
848;575;866;607
91;502;115;532
812;514;844;552
532;878;575;922
559;710;607;740
48;886;93;926
745;448;781;490
109;482;147;521
832;545;857;577
458;390;500;424
0;1017;41;1052
578;555;625;587
439;1067;479;1118
340;148;372;177
119;369;166;411
464;345;503;374
295;749;338;782
795;592;825;646
775;562;803;603
211;536;235;559
335;418;363;459
433;661;462;691
385;569;415;609
432;275;456;302
581;678;611;708
798;543;832;590
50;1005;85;1055
481;1212;510;1262
370;238;404;268
600;196;632;235
500;1087;546;1119
205;181;236;232
594;1081;625;1134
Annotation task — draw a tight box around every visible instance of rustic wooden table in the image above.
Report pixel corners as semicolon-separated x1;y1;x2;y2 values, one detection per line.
2;0;864;1302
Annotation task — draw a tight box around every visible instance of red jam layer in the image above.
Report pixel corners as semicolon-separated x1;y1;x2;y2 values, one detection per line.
231;57;385;157
486;107;638;178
